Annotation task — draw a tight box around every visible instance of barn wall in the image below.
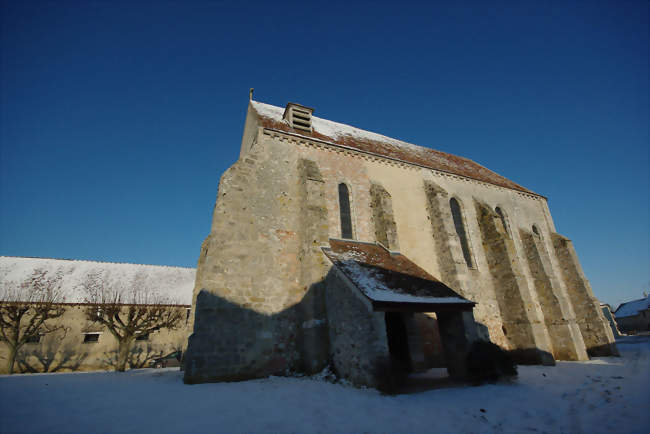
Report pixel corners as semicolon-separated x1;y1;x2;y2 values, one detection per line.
0;304;189;374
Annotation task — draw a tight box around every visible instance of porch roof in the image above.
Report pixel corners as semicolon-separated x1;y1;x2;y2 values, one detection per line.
322;239;475;312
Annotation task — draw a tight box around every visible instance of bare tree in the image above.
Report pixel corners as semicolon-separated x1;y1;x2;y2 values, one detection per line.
80;270;184;372
0;269;66;374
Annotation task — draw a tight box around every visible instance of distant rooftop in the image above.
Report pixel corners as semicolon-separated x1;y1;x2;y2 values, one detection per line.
615;296;650;318
0;256;196;305
251;100;539;197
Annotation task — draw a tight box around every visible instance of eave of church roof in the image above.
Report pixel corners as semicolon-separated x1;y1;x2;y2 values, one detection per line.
251;101;540;197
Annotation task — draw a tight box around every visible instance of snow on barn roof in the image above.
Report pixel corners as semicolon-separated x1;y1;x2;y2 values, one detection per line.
251;100;539;197
0;256;196;305
322;239;474;310
615;296;650;318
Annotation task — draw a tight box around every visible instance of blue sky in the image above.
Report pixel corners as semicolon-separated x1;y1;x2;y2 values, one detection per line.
1;1;647;308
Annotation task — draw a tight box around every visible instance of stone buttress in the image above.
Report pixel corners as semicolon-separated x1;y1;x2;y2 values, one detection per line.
551;234;618;357
183;138;332;383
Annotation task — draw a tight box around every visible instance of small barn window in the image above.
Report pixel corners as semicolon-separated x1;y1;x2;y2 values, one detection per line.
450;198;473;268
25;334;41;344
338;183;353;239
495;206;510;236
83;333;100;343
136;333;149;341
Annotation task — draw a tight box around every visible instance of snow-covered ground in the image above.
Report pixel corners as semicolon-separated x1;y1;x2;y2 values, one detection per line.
1;336;648;434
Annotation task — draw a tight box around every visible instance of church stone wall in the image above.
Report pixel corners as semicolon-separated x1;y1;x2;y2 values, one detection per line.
369;183;400;250
184;131;334;383
552;234;618;356
280;139;561;357
520;230;587;361
474;200;554;364
285;136;613;361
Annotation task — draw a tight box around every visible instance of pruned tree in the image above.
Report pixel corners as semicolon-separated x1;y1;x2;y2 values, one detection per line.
80;270;184;372
0;269;66;374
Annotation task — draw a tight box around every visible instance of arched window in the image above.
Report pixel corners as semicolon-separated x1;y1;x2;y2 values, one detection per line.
338;183;353;239
450;198;473;268
495;206;510;236
532;224;541;237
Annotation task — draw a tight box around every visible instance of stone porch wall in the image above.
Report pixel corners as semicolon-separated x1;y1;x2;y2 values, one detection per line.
325;270;389;388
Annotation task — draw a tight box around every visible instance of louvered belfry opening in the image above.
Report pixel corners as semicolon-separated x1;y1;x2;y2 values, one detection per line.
283;102;314;132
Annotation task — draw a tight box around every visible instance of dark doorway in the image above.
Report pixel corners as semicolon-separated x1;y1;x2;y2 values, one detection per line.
385;312;412;372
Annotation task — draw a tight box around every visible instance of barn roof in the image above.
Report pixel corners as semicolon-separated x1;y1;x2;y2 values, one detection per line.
251;101;538;197
615;296;650;318
0;256;196;305
322;239;474;311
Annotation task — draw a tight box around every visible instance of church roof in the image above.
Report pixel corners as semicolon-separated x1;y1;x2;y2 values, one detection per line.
251;101;538;196
0;256;196;305
322;239;474;311
614;296;650;318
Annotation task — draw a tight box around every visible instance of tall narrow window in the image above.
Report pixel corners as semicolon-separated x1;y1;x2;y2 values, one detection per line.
450;198;473;268
532;224;541;237
495;206;510;236
338;183;353;239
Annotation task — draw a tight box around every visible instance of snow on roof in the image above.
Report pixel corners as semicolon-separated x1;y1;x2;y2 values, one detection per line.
615;296;650;318
340;262;469;304
322;239;473;307
0;256;196;305
251;100;538;196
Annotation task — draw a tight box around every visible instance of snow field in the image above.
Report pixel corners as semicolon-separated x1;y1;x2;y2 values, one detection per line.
0;336;648;434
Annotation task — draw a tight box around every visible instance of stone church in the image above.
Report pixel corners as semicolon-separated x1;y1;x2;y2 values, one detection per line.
183;97;617;387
